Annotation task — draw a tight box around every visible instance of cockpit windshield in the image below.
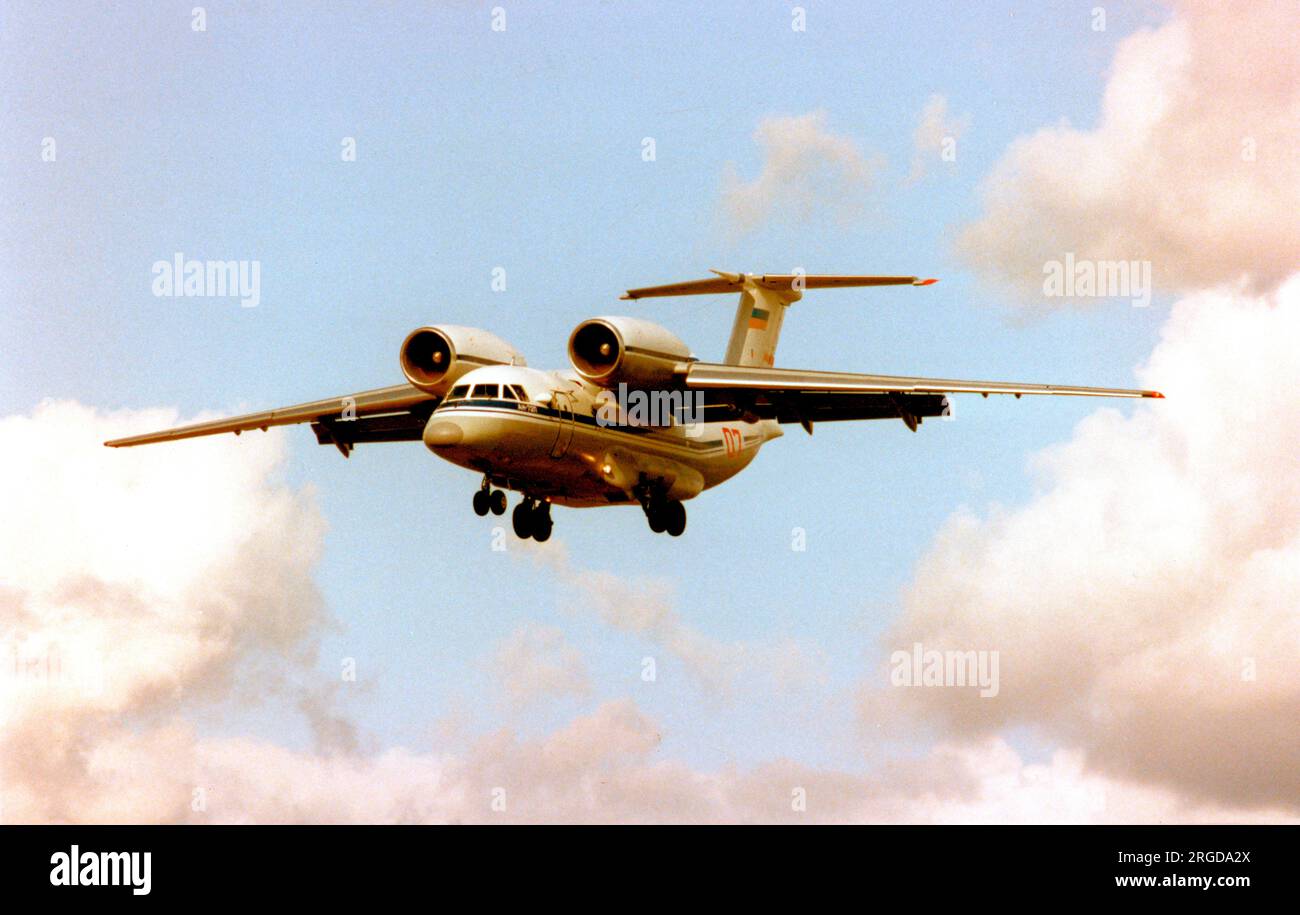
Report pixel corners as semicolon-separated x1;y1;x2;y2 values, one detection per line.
443;381;528;405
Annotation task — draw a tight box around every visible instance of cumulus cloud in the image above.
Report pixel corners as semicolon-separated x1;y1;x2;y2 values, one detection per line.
3;398;1292;823
517;539;826;696
956;1;1300;304
19;699;1295;824
491;624;590;710
907;94;968;183
0;401;336;822
720;111;883;234
905;0;1299;817
868;276;1300;812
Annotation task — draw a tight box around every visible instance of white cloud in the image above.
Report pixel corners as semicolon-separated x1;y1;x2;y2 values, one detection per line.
907;94;968;183
3;397;1292;823
187;706;1292;823
15;698;1294;824
869;276;1300;812
955;1;1300;304
491;624;590;710
720;111;883;234
0;401;334;822
518;539;826;697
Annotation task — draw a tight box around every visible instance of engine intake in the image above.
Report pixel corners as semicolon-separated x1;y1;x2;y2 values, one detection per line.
568;317;692;388
399;325;525;394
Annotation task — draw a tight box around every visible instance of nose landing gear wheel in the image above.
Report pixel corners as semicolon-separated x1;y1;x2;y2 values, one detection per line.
472;489;490;517
489;489;507;515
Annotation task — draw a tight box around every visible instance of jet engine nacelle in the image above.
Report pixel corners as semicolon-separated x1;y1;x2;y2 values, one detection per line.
567;316;693;389
399;325;526;394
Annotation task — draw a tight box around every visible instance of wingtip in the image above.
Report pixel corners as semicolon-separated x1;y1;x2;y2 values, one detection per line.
913;277;939;286
1148;391;1165;399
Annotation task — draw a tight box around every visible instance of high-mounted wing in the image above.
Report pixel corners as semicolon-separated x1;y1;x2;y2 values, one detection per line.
679;362;1162;432
103;383;438;457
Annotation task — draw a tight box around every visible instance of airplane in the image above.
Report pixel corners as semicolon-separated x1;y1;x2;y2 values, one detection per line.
105;271;1163;540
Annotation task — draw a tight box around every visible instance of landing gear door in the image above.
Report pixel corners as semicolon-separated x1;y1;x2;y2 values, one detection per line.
550;392;575;458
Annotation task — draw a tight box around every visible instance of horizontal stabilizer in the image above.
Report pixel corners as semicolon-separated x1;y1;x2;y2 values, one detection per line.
621;271;938;299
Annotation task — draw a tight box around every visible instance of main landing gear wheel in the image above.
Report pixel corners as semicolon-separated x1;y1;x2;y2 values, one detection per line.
512;498;553;541
642;497;686;536
663;500;686;537
512;500;534;539
531;501;553;542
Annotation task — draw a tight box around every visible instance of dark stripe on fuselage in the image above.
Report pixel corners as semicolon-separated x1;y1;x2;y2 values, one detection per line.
436;398;734;450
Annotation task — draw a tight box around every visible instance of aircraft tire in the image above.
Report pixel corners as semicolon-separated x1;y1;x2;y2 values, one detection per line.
647;502;668;533
473;490;490;516
664;501;686;537
490;489;507;515
512;501;534;539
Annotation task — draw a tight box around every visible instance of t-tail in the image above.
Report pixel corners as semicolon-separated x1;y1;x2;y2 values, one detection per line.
621;270;938;366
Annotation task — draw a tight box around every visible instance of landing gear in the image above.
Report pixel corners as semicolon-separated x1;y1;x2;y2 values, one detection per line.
511;501;532;538
662;500;686;537
647;502;667;533
638;487;687;537
512;497;553;541
474;478;508;517
531;502;553;542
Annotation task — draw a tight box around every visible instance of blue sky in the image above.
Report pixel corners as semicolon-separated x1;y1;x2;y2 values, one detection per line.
2;1;1176;775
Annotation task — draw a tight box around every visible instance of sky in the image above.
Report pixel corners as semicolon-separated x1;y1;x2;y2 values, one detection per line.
1;1;1297;822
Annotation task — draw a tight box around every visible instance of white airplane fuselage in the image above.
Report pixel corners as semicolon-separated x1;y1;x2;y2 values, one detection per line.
424;364;782;507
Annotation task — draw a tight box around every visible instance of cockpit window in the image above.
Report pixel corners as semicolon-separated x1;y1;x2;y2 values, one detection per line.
446;384;470;401
509;385;528;401
475;383;499;399
500;385;519;401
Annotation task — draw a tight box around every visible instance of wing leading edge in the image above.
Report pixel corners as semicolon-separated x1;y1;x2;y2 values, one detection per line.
103;383;438;455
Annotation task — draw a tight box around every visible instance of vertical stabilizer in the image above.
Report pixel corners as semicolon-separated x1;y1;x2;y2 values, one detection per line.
720;273;801;367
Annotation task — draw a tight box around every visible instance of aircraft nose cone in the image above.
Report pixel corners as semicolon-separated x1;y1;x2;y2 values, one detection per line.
423;420;464;448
